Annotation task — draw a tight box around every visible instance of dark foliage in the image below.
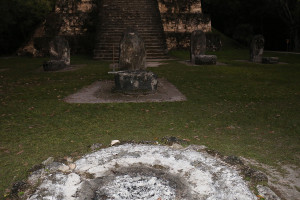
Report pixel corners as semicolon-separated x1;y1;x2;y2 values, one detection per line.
202;0;300;51
0;0;56;55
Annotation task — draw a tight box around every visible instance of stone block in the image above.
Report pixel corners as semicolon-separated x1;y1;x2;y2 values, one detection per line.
250;35;264;63
43;60;67;71
190;30;206;63
114;71;158;94
262;57;279;64
194;55;217;65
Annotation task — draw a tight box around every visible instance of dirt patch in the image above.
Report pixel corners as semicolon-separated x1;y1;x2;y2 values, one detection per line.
241;158;300;200
64;78;186;103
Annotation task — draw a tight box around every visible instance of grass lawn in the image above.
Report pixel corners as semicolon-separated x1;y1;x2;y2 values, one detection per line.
0;49;299;198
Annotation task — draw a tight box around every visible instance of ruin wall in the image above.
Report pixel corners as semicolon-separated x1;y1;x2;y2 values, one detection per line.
18;0;216;56
157;0;212;50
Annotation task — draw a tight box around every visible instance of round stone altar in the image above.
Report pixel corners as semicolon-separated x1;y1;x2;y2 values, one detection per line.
27;144;257;200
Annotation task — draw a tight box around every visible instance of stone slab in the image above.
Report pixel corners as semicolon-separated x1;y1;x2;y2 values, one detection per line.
180;60;227;66
0;68;9;72
194;55;217;65
262;57;279;64
64;78;186;103
235;60;287;65
36;64;86;73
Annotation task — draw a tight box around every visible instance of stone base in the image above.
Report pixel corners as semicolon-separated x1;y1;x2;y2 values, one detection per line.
194;55;217;65
114;71;158;94
43;60;67;71
262;57;279;64
250;56;262;63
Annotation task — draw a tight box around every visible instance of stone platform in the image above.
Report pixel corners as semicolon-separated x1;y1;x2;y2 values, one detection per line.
64;78;186;103
25;144;258;200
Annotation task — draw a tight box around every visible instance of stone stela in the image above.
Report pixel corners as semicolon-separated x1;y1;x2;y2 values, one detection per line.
43;36;70;71
111;28;158;94
190;30;217;65
250;35;279;64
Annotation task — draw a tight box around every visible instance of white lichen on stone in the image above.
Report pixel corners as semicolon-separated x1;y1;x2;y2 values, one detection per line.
27;144;257;200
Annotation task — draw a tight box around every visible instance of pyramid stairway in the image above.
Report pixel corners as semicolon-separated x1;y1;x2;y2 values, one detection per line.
93;0;168;60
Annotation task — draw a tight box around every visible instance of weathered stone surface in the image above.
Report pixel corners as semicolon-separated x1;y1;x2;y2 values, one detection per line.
26;144;257;200
119;28;146;71
114;71;158;94
43;60;67;71
206;33;222;51
262;57;279;64
158;0;211;50
250;35;264;63
257;185;281;200
190;30;206;64
43;36;70;71
42;157;54;166
241;166;268;183
49;36;70;65
194;55;217;65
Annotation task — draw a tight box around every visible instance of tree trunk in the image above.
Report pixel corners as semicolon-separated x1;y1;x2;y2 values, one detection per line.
294;28;299;51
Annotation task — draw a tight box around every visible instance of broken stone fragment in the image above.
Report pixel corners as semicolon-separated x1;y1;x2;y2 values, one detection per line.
257;185;281;200
42;157;54;166
58;164;70;172
171;143;183;149
90;143;102;151
111;140;120;146
68;163;76;170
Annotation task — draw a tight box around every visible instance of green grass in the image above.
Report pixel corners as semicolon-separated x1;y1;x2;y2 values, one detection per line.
0;50;299;198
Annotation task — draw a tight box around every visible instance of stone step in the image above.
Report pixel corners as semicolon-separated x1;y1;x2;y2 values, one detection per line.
96;37;165;42
94;46;164;53
94;0;167;60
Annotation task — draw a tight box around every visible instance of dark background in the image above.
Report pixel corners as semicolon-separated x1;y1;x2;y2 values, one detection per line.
0;0;299;55
202;0;300;51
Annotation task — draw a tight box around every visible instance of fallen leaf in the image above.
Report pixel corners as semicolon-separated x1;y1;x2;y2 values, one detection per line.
193;136;200;141
28;107;34;110
16;150;24;155
183;138;191;142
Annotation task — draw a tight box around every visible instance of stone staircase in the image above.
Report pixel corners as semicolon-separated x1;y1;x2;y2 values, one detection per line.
93;0;167;60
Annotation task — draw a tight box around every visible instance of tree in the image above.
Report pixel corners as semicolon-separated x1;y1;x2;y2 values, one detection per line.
201;0;299;50
0;0;56;55
274;0;300;50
